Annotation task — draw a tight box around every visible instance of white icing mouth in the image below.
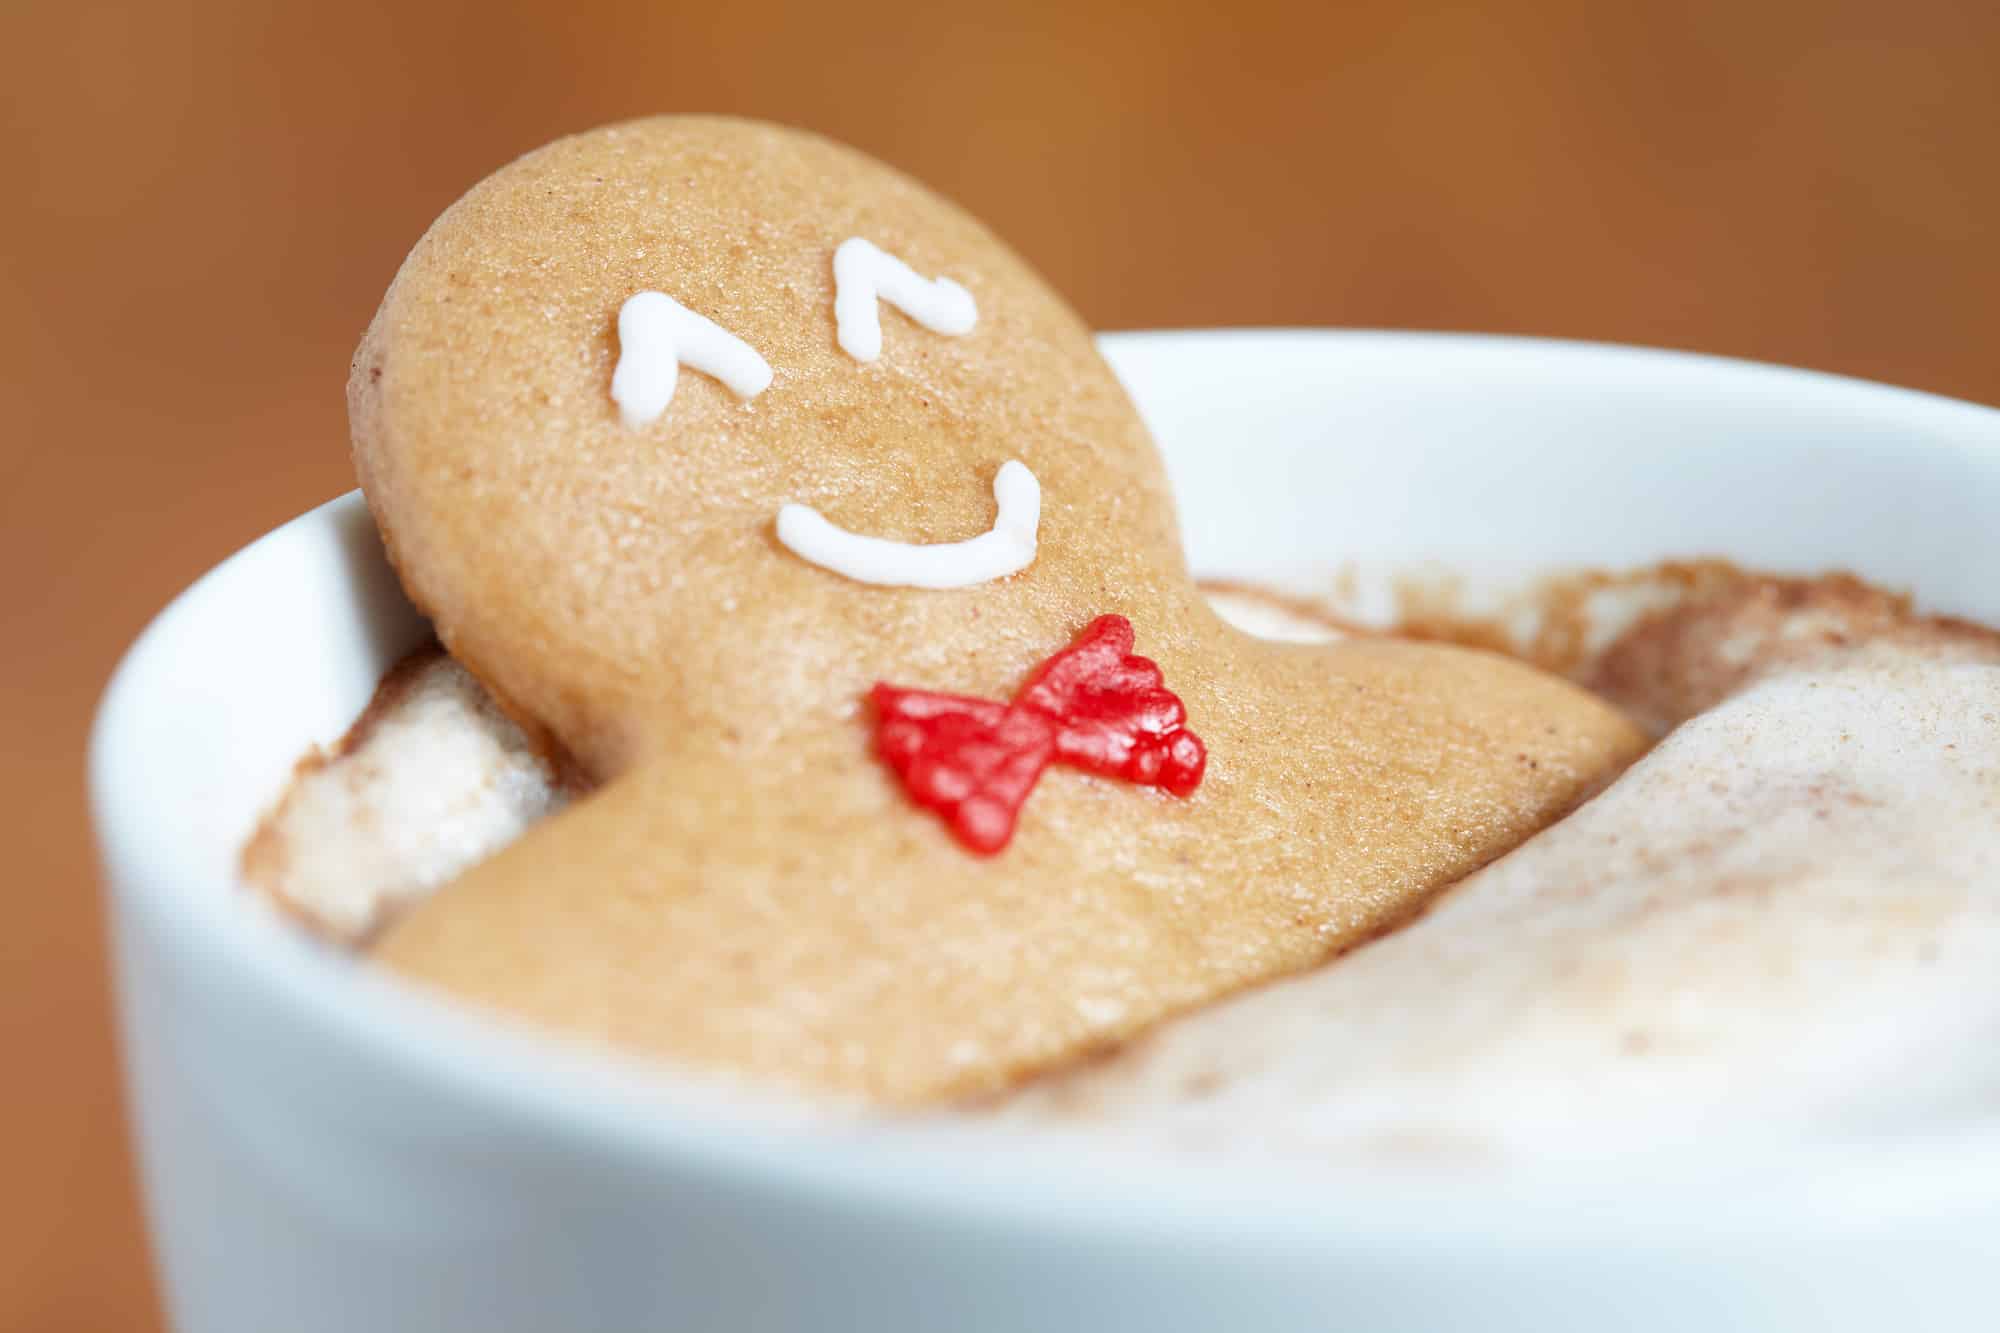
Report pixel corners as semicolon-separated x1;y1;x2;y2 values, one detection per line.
775;460;1040;588
611;291;773;429
833;237;978;362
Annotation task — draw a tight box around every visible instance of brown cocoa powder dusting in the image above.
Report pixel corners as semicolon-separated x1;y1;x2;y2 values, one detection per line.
1200;561;2000;736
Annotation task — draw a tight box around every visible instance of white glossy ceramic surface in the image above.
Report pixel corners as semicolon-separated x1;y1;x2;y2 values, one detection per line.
92;332;2000;1331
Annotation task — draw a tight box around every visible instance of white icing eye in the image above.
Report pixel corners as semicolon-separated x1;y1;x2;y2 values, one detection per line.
611;292;773;429
833;237;978;362
776;461;1040;588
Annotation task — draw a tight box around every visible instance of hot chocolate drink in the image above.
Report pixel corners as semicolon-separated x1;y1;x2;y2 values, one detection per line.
248;560;2000;1154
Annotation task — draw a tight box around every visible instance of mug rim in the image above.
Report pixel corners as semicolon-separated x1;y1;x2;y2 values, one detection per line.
90;328;2000;1257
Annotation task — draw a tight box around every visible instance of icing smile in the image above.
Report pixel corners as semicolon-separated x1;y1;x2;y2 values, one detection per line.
775;460;1041;588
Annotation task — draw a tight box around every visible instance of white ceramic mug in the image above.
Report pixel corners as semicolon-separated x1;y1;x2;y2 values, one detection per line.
92;332;2000;1332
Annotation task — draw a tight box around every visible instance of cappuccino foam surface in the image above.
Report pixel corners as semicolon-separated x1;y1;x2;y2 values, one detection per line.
243;651;571;940
244;570;2000;1155
997;657;2000;1155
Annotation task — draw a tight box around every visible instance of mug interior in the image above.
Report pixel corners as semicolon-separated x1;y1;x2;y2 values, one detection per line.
91;330;2000;1253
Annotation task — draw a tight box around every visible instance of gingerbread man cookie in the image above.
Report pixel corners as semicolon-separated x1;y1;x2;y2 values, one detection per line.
350;116;1646;1104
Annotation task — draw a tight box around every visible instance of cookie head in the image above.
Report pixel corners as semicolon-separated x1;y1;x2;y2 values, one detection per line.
350;115;1186;774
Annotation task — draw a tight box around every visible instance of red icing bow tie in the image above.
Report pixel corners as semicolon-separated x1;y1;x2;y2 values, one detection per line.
872;615;1206;854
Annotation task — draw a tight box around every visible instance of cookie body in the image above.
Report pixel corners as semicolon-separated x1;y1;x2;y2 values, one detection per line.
353;117;1647;1102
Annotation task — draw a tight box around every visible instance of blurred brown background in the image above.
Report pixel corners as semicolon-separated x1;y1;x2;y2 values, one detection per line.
3;0;1996;1325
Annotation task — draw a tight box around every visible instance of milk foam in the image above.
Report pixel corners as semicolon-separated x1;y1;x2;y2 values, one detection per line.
242;652;570;939
997;658;2000;1156
243;575;2000;1156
